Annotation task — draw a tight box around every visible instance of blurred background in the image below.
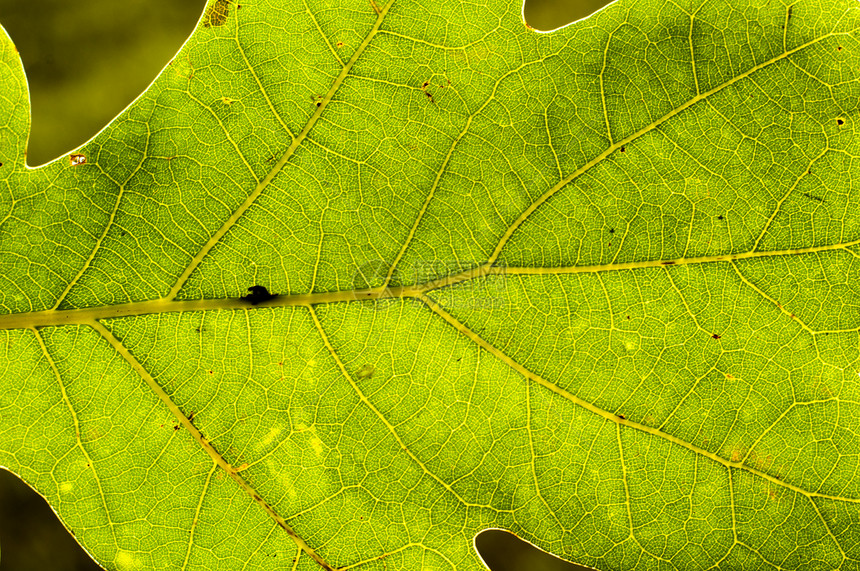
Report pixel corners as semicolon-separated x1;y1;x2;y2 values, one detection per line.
0;0;611;569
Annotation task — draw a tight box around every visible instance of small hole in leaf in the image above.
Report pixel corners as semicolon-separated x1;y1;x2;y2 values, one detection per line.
242;285;276;305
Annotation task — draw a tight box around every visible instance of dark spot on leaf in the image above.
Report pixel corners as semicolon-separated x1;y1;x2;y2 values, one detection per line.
336;41;344;48
620;146;625;152
717;214;724;220
609;228;615;233
0;162;3;167
188;411;195;423
803;192;823;203
173;425;180;431
204;0;231;27
626;315;630;320
838;46;842;51
316;102;321;107
661;260;676;265
242;285;277;305
837;119;844;125
253;494;262;502
712;333;721;340
69;153;87;166
616;413;626;420
787;5;792;19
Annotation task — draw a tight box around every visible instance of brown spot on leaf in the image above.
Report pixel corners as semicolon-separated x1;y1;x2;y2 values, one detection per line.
69;154;87;166
837;118;844;125
204;0;231;27
712;333;721;340
357;364;375;380
336;41;344;48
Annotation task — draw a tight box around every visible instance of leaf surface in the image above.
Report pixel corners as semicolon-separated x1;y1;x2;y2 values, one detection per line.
1;0;859;569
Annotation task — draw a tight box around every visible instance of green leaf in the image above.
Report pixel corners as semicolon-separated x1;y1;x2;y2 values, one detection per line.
1;0;859;569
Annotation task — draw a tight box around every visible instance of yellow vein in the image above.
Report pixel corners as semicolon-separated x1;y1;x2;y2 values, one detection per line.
87;319;335;571
616;422;641;552
415;292;860;503
302;0;345;68
486;31;838;265
166;0;396;300
51;159;142;310
729;260;815;334
809;490;849;562
307;306;490;511
180;463;217;571
233;11;295;137
382;56;543;287
525;381;565;530
30;327;119;552
752;147;829;252
598;23;618;146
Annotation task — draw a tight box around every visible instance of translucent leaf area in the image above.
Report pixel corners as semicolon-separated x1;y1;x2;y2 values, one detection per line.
1;0;859;570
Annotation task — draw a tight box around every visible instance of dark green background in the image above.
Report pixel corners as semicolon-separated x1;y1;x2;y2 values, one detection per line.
0;0;609;569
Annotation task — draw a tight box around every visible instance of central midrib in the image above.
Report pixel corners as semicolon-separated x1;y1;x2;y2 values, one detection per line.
0;239;851;330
